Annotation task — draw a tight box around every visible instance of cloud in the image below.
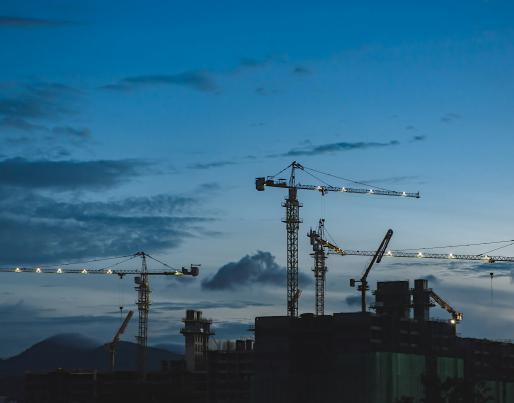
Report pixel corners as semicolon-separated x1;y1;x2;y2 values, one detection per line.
151;300;272;312
411;135;426;142
0;158;145;190
292;66;311;75
440;113;461;124
202;251;312;290
102;71;218;93
239;57;271;69
345;294;373;307
188;160;236;170
51;126;91;140
0;187;211;264
0;16;69;27
279;140;400;157
0;82;89;155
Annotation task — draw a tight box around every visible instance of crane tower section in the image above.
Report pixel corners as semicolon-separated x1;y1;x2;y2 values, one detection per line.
257;161;419;318
309;219;327;316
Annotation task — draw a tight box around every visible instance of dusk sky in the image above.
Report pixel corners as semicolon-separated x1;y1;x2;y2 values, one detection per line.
1;0;514;357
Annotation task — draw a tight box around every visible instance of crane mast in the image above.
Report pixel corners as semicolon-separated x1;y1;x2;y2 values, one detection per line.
135;252;150;376
257;161;419;317
283;162;302;317
309;219;327;316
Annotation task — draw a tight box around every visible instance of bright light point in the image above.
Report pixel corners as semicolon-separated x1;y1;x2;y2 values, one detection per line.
35;268;42;273
386;251;393;256
81;269;88;274
56;268;63;274
342;187;347;192
15;267;21;273
402;191;406;196
417;252;424;258
449;253;454;259
106;269;113;275
369;189;374;193
450;319;456;325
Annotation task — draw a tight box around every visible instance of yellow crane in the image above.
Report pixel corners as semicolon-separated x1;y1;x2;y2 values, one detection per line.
308;230;514;323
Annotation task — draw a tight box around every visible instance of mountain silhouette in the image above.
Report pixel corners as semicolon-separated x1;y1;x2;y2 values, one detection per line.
0;333;182;375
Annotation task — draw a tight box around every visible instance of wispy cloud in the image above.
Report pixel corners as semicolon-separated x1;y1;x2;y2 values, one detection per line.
102;71;218;93
188;160;236;170
411;135;426;142
278;140;400;157
0;187;211;264
0;82;91;155
0;16;70;27
441;112;461;124
292;66;311;75
0;158;144;190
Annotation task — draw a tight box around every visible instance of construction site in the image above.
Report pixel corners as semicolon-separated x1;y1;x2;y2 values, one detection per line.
2;161;514;403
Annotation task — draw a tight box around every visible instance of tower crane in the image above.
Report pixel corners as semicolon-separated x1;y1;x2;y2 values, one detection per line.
0;251;200;376
349;229;393;313
308;219;328;316
308;230;514;323
257;161;419;317
106;309;134;371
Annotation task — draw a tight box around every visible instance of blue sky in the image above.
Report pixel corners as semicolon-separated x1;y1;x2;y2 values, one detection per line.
1;0;514;357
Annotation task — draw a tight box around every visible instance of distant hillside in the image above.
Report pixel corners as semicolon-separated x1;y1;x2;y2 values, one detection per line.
0;333;182;375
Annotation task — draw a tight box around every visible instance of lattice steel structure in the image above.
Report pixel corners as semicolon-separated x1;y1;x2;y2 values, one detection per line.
282;164;302;317
309;219;327;316
135;251;150;376
256;161;419;318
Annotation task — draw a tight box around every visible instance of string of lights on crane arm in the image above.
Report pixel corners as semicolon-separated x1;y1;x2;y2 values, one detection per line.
0;251;201;278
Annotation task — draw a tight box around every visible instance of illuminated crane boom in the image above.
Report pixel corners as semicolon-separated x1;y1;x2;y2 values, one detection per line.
307;231;514;263
257;161;419;317
430;290;463;324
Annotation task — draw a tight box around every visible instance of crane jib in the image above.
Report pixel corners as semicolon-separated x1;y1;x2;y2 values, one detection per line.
256;178;420;198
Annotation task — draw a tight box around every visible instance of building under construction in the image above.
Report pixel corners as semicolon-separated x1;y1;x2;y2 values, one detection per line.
254;279;514;403
21;280;514;403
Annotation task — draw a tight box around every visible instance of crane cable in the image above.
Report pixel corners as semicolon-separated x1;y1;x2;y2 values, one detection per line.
43;254;136;269
144;254;178;271
302;166;398;193
323;222;514;257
